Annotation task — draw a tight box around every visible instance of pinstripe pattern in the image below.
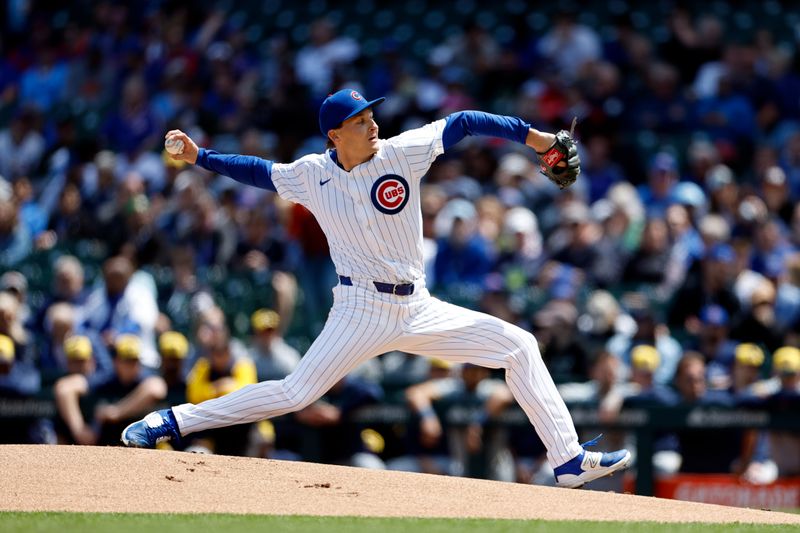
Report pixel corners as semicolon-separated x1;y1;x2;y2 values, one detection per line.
267;120;446;284
174;283;407;433
172;119;584;469
394;290;582;467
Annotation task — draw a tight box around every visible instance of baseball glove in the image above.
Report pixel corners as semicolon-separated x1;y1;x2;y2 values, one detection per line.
537;117;580;190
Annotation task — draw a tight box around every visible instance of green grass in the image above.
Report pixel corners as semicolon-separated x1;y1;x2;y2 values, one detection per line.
0;513;796;533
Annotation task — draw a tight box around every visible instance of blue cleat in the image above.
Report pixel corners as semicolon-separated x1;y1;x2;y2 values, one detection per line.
554;435;631;488
121;409;181;448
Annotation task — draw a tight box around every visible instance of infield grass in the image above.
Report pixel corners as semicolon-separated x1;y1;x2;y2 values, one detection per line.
0;513;796;533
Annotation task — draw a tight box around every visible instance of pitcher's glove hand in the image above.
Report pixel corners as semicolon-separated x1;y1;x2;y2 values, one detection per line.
537;117;580;190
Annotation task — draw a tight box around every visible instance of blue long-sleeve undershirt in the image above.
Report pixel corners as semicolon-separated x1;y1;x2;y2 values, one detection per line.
194;111;530;191
196;148;277;191
442;110;531;150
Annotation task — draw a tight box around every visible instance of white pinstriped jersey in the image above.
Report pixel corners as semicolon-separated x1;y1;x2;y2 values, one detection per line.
271;119;447;283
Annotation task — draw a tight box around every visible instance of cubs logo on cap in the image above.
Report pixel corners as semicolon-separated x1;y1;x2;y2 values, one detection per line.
371;174;409;215
318;88;386;135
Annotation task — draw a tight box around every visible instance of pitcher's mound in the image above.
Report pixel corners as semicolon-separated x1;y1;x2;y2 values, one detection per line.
1;445;798;524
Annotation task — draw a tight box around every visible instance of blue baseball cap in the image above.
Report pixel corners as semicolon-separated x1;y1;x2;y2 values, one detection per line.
670;181;707;208
318;89;385;136
705;243;735;263
699;304;729;326
650;152;678;173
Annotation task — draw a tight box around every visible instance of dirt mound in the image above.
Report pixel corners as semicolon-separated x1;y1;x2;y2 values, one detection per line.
1;445;798;524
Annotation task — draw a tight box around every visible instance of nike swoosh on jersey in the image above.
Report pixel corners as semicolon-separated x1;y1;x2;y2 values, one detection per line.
320;178;332;185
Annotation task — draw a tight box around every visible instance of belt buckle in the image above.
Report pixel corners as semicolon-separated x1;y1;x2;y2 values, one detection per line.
392;284;400;295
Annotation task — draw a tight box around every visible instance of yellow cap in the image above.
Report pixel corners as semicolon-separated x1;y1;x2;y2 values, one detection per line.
0;334;14;362
735;343;765;367
631;345;660;372
159;331;189;359
773;347;800;374
114;334;141;360
360;428;385;454
429;358;453;370
251;309;280;332
64;335;92;361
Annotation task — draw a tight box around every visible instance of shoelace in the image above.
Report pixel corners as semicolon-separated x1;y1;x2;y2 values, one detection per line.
580;434;603;449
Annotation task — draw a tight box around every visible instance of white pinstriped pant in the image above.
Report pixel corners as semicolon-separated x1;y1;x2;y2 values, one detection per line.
173;280;583;467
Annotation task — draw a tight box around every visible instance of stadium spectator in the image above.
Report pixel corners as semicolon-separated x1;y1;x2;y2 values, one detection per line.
0;110;45;180
581;136;625;203
247;308;300;382
0;198;30;268
177;192;237;268
45;183;96;244
1;270;30;324
112;193;170;267
730;279;783;353
687;304;737;390
31;255;87;335
761;347;800;477
38;303;111;381
638;153;679;219
185;306;257;455
101;75;161;157
549;201;612;287
62;335;100;379
622;217;671;286
53;334;167;446
294;18;360;99
607;302;682;386
730;343;767;397
0;290;30;361
760;166;794;226
394;364;510;479
433;198;494;291
621;345;681;475
11;177;46;239
537;8;601;82
668;243;741;329
705;164;739;224
633;62;692;135
0;333;51;443
157;331;190;405
81;255;160;368
673;352;746;474
775;253;800;332
229;208;298;332
532;299;589;383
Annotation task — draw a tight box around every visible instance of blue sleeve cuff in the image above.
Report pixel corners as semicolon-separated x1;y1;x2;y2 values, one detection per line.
442;111;531;150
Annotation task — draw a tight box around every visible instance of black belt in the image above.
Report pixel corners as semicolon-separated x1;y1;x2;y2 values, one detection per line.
338;275;415;296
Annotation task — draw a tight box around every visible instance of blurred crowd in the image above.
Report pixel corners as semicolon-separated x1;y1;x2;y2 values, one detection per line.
1;1;800;486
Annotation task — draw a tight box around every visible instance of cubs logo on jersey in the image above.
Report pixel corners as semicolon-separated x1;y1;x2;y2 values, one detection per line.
371;174;409;215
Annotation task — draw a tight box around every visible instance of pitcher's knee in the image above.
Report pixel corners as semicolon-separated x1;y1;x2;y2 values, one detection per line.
506;332;543;367
281;381;317;412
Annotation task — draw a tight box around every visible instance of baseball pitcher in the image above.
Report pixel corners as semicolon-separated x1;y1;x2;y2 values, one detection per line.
122;89;629;488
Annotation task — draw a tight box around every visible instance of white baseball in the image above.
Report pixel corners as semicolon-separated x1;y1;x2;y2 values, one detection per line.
165;138;185;155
